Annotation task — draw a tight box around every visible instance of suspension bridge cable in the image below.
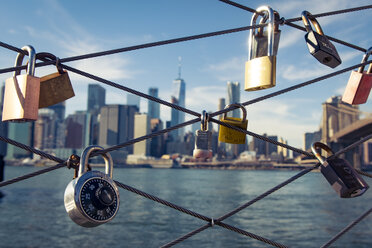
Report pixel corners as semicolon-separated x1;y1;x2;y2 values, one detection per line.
218;0;370;52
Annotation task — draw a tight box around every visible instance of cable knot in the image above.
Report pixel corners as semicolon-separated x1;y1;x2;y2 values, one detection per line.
210;218;215;227
66;154;80;170
278;17;286;25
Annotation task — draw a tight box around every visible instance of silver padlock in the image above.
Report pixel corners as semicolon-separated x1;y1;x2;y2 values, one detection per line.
193;110;212;159
64;146;120;227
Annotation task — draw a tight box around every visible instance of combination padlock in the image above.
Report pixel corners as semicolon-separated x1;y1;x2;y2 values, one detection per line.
218;103;248;144
250;9;281;59
2;45;40;122
342;47;372;105
311;142;368;198
245;6;277;91
64;146;120;227
302;11;341;68
193;110;212;160
36;52;75;108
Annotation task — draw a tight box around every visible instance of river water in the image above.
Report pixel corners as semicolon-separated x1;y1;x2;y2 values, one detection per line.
1;166;372;248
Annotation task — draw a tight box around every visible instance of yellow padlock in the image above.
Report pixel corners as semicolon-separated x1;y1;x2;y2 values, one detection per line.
218;103;248;144
245;6;277;91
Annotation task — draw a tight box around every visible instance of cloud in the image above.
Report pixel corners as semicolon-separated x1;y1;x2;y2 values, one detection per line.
206;57;245;82
280;64;331;81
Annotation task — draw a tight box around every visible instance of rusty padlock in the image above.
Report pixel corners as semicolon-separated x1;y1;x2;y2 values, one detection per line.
218;103;248;144
245;6;277;91
342;47;372;105
36;52;75;108
2;45;40;122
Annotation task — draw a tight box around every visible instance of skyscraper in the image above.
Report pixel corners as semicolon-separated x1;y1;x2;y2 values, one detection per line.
133;113;151;156
170;66;186;140
127;94;140;110
98;104;138;154
148;88;160;119
227;81;240;118
87;84;106;115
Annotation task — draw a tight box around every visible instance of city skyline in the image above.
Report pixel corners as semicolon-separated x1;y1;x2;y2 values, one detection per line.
0;0;370;149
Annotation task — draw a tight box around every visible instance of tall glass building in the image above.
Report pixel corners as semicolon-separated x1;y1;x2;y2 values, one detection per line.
87;84;106;115
170;77;186;140
227;81;240;118
148;88;160;119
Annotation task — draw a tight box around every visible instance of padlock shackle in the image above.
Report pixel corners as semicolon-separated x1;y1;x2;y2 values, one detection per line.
223;103;247;122
301;11;324;35
14;45;36;77
357;47;372;73
200;110;209;131
311;142;334;165
258;10;280;36
249;5;274;59
36;52;64;74
78;146;113;178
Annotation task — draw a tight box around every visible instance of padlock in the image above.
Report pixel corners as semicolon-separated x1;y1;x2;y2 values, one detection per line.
218;103;248;144
245;6;276;91
193;110;212;159
250;10;281;59
2;45;40;122
64;146;120;227
342;47;372;105
311;142;368;198
302;11;341;68
36;52;75;108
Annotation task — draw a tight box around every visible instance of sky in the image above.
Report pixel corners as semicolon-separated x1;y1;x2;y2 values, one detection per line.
0;0;371;149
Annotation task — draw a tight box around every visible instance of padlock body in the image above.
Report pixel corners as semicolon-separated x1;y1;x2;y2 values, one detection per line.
193;130;212;159
320;157;369;198
305;31;341;68
218;117;248;144
2;75;40;122
251;30;281;59
39;70;75;108
342;70;372;105
64;170;120;227
245;55;276;91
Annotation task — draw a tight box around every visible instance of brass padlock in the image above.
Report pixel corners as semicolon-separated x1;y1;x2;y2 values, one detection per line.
250;10;281;59
218;103;248;144
2;45;40;122
36;52;75;108
302;11;341;68
245;6;276;91
311;142;368;198
342;47;372;105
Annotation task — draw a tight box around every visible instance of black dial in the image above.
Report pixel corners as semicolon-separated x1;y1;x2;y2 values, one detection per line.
80;178;118;221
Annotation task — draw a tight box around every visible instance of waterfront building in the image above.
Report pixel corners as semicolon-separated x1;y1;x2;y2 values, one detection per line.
6;122;34;159
64;111;87;149
0;84;8;158
226;81;240;118
133;113;151;156
148;88;160;119
87;84;106;115
127;94;140;110
170;67;186;140
46;101;66;121
98;104;138;154
249;134;278;158
304;130;322;151
150;118;164;157
34;109;57;150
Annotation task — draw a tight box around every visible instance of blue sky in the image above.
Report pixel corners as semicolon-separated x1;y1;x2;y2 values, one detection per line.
0;0;371;148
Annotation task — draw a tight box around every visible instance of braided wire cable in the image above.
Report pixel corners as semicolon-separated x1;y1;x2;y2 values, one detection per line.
320;206;372;248
210;60;372;118
219;0;370;52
